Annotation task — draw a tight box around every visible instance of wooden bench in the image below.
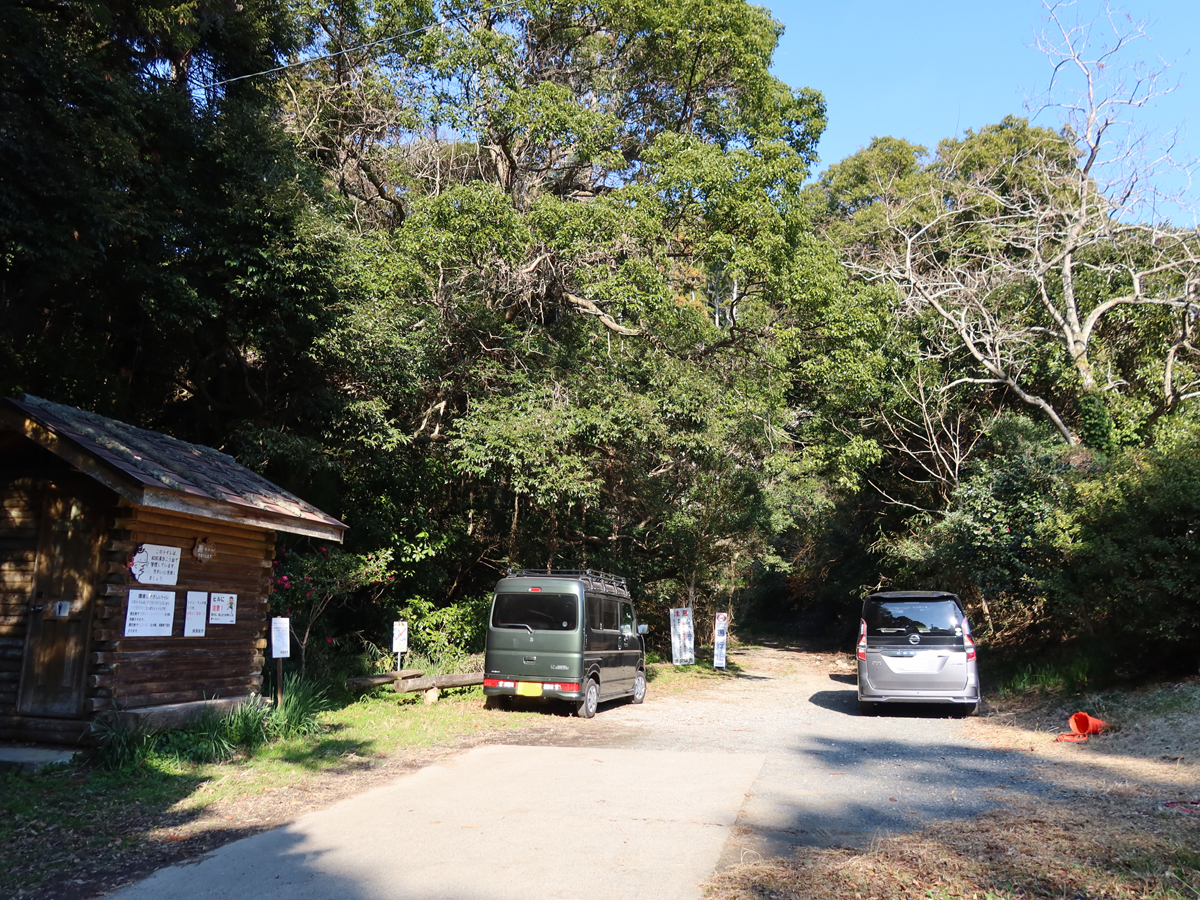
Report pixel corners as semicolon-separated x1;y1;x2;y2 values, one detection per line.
344;669;425;690
344;670;485;702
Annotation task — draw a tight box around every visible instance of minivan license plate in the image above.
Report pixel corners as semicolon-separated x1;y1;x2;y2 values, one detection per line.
516;682;543;697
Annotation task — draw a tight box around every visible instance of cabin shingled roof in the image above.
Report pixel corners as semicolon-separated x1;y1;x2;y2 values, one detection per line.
3;394;345;540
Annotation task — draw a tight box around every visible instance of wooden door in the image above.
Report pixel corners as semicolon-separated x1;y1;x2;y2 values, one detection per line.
17;486;104;717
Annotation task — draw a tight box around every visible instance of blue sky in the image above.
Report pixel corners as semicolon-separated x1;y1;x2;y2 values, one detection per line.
767;1;1198;218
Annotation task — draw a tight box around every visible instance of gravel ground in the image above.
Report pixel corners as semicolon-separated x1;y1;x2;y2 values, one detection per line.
509;643;1049;865
41;641;1192;899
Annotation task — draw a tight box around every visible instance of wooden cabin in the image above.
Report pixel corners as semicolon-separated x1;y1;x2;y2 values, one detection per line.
0;394;346;744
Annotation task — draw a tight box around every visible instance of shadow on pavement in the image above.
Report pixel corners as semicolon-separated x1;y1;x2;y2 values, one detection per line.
722;683;1200;868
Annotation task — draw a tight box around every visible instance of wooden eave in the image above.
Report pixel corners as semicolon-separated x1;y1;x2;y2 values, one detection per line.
0;406;345;542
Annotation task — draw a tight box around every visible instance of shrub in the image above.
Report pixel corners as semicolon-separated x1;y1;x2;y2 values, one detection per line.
91;717;160;771
269;675;331;739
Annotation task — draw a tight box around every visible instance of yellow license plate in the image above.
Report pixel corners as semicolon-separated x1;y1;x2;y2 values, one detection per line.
515;682;543;697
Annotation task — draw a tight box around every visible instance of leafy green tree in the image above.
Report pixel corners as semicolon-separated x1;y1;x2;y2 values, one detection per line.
0;0;339;453
272;0;837;622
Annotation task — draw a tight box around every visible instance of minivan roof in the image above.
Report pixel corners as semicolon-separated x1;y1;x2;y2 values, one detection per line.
497;569;630;599
865;591;960;601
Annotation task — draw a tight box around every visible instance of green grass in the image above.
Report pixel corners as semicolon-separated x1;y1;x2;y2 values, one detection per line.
0;689;545;897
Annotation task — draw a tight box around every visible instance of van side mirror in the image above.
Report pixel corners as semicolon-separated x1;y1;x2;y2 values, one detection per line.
637;624;648;635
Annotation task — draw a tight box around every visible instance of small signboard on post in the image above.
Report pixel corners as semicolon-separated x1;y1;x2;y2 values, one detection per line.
271;617;290;658
271;617;290;707
392;620;408;675
713;611;729;669
670;608;695;666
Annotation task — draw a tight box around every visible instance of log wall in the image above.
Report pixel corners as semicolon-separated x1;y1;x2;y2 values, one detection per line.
0;479;38;721
88;503;273;714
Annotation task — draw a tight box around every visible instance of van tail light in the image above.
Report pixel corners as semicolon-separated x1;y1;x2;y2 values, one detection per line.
964;633;977;662
856;619;867;661
484;678;515;688
543;683;580;692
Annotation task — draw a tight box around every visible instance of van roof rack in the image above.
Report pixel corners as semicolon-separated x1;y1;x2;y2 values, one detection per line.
506;568;630;598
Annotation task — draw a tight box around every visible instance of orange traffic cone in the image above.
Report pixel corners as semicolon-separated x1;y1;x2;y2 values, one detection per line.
1069;711;1109;735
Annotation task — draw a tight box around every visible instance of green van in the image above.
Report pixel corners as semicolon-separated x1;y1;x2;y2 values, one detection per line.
483;569;648;718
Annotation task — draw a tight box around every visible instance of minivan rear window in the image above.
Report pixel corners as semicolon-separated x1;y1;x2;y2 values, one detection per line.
865;600;962;636
492;593;579;631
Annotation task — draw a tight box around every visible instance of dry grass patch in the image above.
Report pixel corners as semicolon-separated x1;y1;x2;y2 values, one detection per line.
706;791;1200;900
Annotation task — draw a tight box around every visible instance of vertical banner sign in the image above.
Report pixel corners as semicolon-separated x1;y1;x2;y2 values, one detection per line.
670;608;695;666
184;592;208;637
271;617;291;658
713;612;729;669
392;621;408;653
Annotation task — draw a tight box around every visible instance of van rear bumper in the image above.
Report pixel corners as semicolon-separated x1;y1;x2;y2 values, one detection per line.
483;681;583;700
857;685;979;704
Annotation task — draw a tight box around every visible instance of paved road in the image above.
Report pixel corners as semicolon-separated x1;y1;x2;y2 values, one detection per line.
107;646;1038;900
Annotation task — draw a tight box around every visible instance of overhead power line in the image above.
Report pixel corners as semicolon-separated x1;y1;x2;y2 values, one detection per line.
208;0;524;88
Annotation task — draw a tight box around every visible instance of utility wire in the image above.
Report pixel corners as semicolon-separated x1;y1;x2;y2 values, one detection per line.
208;0;524;88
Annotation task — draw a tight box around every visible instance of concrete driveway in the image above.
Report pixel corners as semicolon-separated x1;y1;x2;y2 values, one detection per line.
106;646;1038;900
106;746;765;900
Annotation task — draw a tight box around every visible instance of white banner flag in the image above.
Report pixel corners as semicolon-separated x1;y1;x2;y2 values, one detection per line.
670;608;695;666
713;612;729;669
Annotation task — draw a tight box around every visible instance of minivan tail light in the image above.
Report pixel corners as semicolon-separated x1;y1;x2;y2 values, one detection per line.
964;633;977;662
543;682;580;692
484;678;515;688
856;619;867;661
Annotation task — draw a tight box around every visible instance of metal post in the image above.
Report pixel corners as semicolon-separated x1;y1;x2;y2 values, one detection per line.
276;657;283;708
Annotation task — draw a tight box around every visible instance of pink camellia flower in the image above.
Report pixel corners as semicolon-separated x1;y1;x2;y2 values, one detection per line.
326;637;333;644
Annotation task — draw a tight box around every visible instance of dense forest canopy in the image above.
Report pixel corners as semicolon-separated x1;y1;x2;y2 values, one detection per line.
2;0;1197;679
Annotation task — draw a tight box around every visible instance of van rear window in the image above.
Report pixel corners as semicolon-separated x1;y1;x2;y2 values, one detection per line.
492;593;579;631
865;600;962;636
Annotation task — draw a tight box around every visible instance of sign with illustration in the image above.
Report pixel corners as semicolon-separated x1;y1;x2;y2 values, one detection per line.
125;590;176;637
271;617;291;658
392;620;408;653
713;611;729;669
670;607;695;666
128;543;181;586
209;593;237;624
184;592;208;637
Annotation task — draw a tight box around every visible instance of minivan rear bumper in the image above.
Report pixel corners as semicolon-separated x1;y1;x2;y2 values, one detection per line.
857;690;979;705
483;680;583;700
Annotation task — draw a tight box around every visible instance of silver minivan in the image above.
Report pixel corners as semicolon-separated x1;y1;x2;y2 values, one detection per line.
483;569;647;718
856;591;979;715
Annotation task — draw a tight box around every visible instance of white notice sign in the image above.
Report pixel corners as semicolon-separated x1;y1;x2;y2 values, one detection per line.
392;621;408;653
125;590;176;637
184;591;208;637
670;607;695;666
713;611;729;669
129;544;181;586
209;593;237;625
271;617;291;658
